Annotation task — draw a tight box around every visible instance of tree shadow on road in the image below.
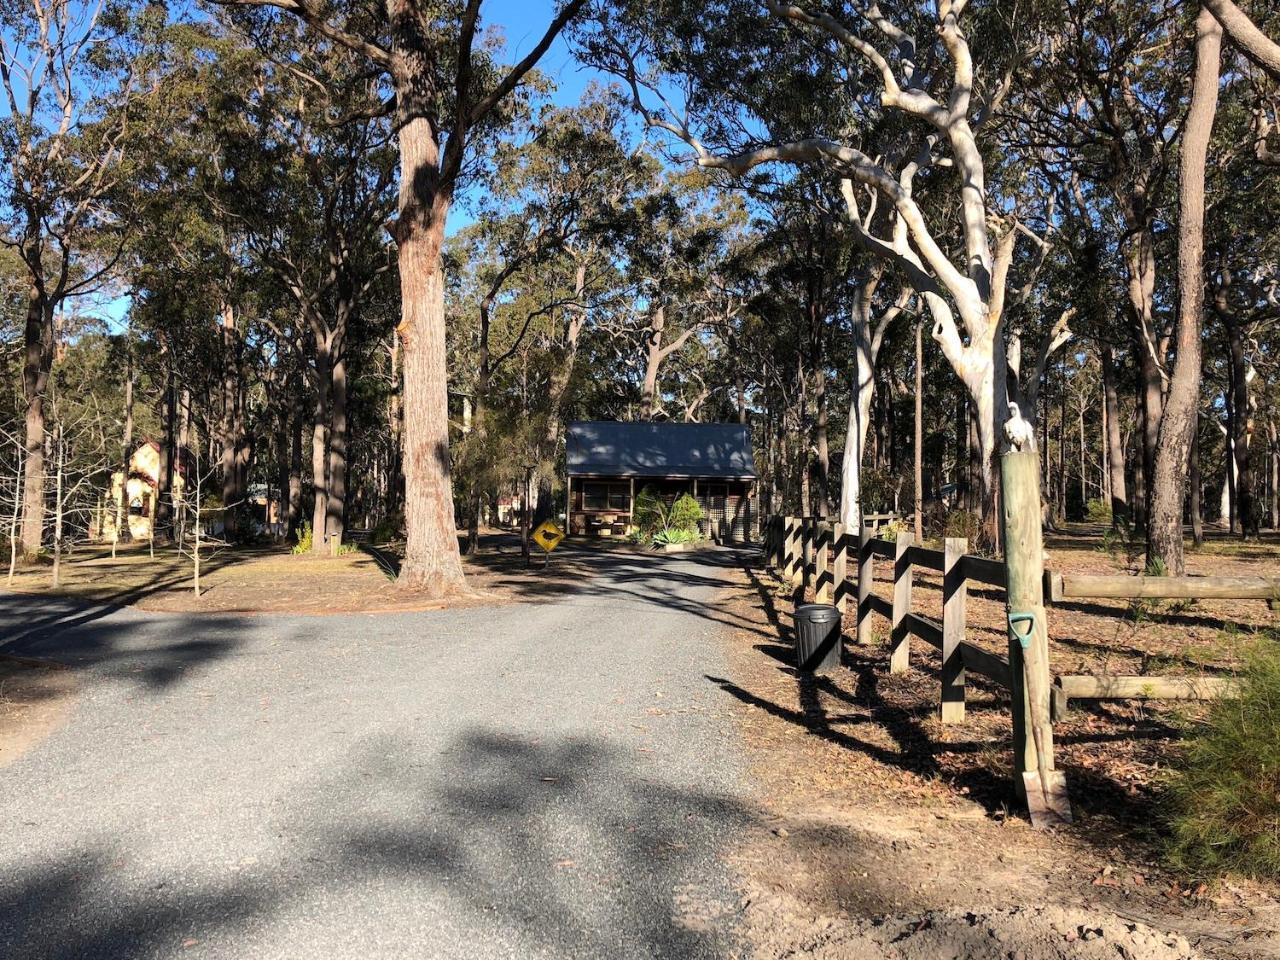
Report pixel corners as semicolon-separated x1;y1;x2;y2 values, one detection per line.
0;729;904;960
0;594;251;691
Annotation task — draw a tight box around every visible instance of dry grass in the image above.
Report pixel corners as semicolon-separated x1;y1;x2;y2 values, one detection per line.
2;530;603;614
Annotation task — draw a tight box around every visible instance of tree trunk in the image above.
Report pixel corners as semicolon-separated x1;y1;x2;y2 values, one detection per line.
913;321;924;540
1056;362;1067;522
640;305;664;420
1148;6;1220;574
1100;345;1128;526
51;424;63;588
387;331;404;522
220;304;242;540
812;365;830;519
311;344;331;553
156;353;175;538
535;264;587;526
1191;413;1204;546
1226;319;1257;538
393;107;465;592
326;352;349;552
117;348;134;544
1270;419;1279;530
288;388;303;539
20;289;52;556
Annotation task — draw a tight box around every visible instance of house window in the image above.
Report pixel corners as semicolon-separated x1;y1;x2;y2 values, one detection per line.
583;481;631;512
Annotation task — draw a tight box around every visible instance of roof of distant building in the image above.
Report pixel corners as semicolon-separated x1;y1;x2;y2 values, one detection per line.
566;421;756;479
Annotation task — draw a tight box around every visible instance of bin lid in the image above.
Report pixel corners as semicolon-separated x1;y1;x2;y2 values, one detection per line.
793;603;840;621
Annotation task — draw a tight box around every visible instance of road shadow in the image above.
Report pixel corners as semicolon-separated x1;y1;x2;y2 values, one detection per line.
0;595;251;691
0;729;904;960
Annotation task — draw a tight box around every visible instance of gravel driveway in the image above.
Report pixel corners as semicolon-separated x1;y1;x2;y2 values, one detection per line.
0;546;761;959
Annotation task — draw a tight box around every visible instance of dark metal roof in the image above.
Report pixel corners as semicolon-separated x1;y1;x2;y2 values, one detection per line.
566;421;757;479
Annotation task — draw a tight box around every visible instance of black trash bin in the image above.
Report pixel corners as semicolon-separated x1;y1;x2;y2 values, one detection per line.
793;603;843;674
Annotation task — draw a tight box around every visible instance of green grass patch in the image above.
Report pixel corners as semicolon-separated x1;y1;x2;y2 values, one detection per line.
1166;639;1280;879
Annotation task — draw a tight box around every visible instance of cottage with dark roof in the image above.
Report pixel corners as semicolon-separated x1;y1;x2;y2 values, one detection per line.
565;421;758;542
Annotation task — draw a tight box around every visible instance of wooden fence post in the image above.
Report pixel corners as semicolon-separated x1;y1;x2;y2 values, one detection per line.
801;518;813;595
1001;449;1059;799
815;521;831;603
782;516;797;582
789;517;805;592
890;529;913;673
941;537;968;723
856;524;873;645
832;522;848;613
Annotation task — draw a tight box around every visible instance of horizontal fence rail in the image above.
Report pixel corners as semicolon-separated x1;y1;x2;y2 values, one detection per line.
765;515;1270;720
1048;572;1280;602
765;515;1012;725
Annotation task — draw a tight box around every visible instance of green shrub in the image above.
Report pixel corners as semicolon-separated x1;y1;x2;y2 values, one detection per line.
878;518;908;541
632;486;666;536
669;493;703;533
1166;642;1280;879
653;528;698;547
942;509;981;542
291;521;313;555
370;513;402;545
1101;517;1144;573
1085;498;1112;523
335;541;360;556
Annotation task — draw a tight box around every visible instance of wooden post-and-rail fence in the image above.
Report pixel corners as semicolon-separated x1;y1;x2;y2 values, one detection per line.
763;514;1017;728
762;512;1280;757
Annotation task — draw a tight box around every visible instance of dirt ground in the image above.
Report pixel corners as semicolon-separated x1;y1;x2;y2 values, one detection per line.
718;533;1280;960
2;529;602;614
0;656;76;768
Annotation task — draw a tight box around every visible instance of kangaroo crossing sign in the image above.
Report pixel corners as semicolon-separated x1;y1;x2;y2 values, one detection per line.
532;520;565;553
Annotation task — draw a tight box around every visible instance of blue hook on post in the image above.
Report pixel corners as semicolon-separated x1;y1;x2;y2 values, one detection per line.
1008;610;1037;649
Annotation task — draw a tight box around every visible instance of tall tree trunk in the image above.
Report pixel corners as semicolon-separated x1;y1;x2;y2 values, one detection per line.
1264;417;1274;529
640;305;665;420
288;387;303;538
327;352;349;552
1149;6;1220;573
220;304;241;539
156;355;176;538
465;296;492;556
812;367;830;519
1056;362;1067;522
1100;345;1128;526
311;345;331;552
393;105;464;591
277;409;291;541
1190;413;1204;546
1225;317;1257;538
117;346;134;544
387;331;403;522
913;320;924;541
20;289;53;556
535;263;587;526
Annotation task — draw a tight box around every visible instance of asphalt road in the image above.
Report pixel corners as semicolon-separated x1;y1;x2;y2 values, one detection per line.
0;546;764;960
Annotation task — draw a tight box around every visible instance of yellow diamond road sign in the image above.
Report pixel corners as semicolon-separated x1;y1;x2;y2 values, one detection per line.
532;520;565;553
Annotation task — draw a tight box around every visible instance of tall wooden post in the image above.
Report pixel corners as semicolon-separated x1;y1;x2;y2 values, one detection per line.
1001;450;1058;794
941;537;968;723
856;525;873;645
815;521;831;603
801;518;813;597
832;522;849;612
890;529;913;673
785;516;800;585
